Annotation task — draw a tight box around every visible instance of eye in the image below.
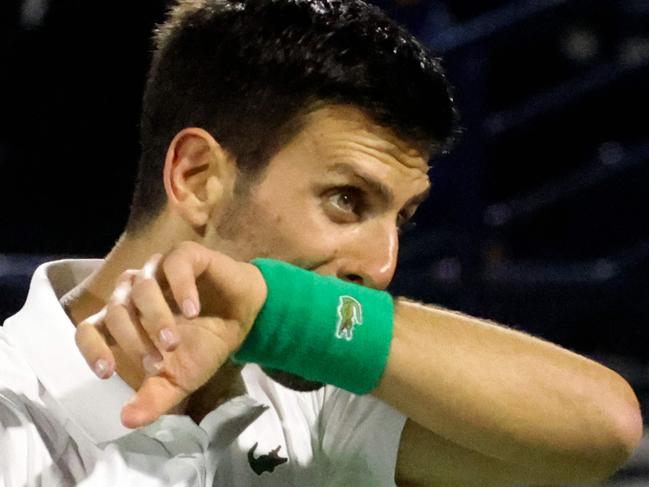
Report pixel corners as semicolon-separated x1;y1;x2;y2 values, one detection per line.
330;189;359;213
324;186;365;223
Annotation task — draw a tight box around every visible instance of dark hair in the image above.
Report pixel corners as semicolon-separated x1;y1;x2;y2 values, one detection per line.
127;0;458;230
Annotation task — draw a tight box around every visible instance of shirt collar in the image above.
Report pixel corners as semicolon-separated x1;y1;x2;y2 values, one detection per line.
4;259;145;443
4;259;270;448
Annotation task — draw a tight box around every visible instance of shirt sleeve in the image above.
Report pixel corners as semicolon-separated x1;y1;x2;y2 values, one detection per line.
0;396;28;487
318;386;408;487
0;390;59;487
0;380;178;487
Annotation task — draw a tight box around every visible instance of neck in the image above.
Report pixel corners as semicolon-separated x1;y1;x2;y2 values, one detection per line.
62;223;245;420
62;231;164;325
63;212;199;323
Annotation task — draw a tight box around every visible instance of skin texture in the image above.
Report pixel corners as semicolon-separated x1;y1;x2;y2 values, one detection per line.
211;104;429;284
70;104;643;486
72;103;430;421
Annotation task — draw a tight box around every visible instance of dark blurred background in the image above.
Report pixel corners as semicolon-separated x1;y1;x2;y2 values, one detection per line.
1;1;648;484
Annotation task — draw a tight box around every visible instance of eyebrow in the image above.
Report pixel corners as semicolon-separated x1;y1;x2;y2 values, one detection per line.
330;162;430;208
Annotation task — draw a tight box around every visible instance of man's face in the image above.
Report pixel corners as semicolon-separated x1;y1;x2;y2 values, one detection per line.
213;104;431;291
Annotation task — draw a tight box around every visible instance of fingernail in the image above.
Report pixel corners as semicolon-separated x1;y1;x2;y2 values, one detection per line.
182;298;198;318
94;359;113;379
159;328;179;350
142;353;163;375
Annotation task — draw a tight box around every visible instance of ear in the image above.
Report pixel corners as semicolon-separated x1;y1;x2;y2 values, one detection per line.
162;127;235;229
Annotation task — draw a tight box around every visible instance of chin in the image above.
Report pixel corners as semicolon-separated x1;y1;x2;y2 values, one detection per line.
262;368;325;392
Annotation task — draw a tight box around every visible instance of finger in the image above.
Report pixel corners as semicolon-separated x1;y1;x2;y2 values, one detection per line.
105;281;163;376
131;264;180;353
120;375;188;428
74;268;138;379
114;268;139;289
141;253;162;280
160;241;209;319
75;309;115;379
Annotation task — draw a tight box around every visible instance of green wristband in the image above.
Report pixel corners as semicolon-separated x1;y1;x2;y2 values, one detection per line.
232;258;394;395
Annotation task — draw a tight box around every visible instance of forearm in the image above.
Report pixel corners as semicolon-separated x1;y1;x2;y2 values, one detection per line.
374;298;643;477
79;248;643;481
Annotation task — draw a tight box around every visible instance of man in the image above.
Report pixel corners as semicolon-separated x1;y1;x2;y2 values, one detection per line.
0;0;643;486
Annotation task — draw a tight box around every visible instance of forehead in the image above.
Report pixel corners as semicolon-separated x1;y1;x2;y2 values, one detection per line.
248;105;430;208
296;104;431;174
250;104;432;208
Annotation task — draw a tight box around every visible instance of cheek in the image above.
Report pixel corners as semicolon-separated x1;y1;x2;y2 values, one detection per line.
231;179;348;264
255;199;341;265
265;212;335;261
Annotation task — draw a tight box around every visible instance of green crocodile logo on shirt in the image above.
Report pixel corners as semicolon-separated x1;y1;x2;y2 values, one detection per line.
336;296;363;340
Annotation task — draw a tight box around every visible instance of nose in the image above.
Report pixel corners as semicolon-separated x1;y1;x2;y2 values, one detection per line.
337;221;399;290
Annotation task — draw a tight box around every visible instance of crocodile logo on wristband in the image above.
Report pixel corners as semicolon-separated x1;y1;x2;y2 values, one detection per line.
336;296;363;340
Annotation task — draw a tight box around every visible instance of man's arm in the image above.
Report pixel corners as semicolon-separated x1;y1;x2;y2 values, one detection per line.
384;299;643;486
75;244;643;485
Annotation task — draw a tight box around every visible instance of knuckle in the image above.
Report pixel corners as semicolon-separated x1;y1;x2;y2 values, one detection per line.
110;281;132;305
134;287;166;313
131;278;154;301
161;253;177;277
175;241;204;266
118;269;137;283
104;306;129;333
143;309;169;331
105;302;123;317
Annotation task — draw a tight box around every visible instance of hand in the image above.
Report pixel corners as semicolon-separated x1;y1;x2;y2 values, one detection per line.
75;241;267;428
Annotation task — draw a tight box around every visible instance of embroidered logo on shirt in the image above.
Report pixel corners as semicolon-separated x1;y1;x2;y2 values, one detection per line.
247;442;288;475
336;295;363;340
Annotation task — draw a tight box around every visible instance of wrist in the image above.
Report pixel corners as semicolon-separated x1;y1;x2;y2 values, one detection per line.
237;262;269;345
233;258;394;394
248;263;268;325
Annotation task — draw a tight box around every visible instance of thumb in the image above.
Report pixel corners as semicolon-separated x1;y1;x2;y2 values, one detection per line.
120;376;188;429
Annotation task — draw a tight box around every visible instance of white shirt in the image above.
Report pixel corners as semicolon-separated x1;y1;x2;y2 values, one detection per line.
0;260;407;486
